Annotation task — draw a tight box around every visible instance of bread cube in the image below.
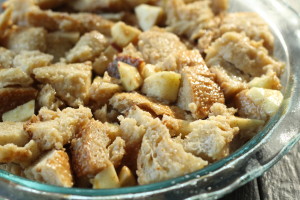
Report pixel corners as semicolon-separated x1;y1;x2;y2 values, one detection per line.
111;22;141;47
0;122;29;146
135;4;163;31
0;68;33;88
142;71;181;103
24;150;73;187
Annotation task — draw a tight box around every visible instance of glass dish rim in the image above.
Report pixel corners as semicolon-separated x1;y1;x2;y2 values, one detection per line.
0;0;300;199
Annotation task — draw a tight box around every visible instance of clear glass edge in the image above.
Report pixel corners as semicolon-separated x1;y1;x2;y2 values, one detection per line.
0;0;299;199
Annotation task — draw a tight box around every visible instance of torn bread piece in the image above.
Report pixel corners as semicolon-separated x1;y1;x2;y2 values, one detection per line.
24;106;92;150
0;122;29;146
37;84;64;110
206;32;284;77
0;140;41;167
177;66;225;119
5;26;47;53
0;47;15;69
220;12;274;52
88;76;122;110
13;50;53;75
137;117;208;185
110;92;186;119
24;149;73;187
66;31;108;63
46;31;80;62
33;62;92;107
108;136;125;167
0;68;33;88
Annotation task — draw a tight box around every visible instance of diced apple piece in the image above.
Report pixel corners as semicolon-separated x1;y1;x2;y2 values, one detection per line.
118;61;143;92
139;64;159;78
2;100;35;122
91;161;120;189
135;4;163;31
248;72;281;90
118;166;136;187
247;87;283;117
111;22;141;48
229;116;264;139
142;71;181;103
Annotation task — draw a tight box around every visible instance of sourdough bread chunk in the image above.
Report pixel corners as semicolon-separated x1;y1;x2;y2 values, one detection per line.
66;31;108;63
137;117;208;185
88;76;122;109
110;92;185;119
37;84;64;110
0;68;33;88
24;106;92;150
24;150;73;187
138;28;187;71
108;136;125;167
206;32;284;77
0;87;37;118
177;66;225;119
209;61;249;99
0;140;41;167
6;26;47;53
13;50;53;75
184;116;239;161
0;122;29;146
220;12;274;52
46;31;80;62
71;119;111;177
0;47;15;69
33;63;92;107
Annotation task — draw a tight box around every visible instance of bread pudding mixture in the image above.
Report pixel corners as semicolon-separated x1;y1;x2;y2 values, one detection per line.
0;0;284;188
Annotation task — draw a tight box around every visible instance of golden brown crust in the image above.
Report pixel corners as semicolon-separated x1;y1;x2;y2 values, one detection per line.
71;119;110;177
177;66;225;119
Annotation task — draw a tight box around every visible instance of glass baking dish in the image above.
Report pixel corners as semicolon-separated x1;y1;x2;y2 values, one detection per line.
0;0;300;199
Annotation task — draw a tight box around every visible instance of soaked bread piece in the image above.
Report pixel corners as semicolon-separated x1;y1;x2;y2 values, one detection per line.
0;122;29;146
210;61;249;99
0;68;33;88
71;119;111;178
24;106;92;150
5;26;47;53
138;28;187;71
34;0;68;9
110;92;186;119
33;62;92;107
0;87;37;118
0;47;15;69
46;31;80;62
66;31;108;63
177;66;225;119
220;12;274;52
137;117;208;185
88;77;122;110
206;32;284;77
37;84;64;110
183;116;239;161
24;149;73;187
13;50;53;75
108;136;125;167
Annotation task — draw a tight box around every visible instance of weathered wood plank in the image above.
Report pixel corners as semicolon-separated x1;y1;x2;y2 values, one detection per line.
220;179;260;200
258;142;300;200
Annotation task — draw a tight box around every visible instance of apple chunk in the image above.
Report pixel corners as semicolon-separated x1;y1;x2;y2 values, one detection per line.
118;61;143;92
2;100;35;122
135;4;163;31
142;71;181;103
111;22;141;48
